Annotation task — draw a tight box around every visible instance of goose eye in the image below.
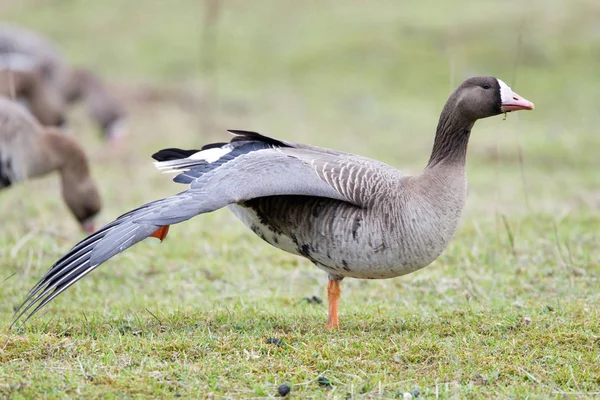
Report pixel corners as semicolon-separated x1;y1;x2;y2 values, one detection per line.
482;83;491;89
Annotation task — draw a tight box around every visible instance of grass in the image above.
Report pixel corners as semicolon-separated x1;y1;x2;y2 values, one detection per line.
1;0;599;398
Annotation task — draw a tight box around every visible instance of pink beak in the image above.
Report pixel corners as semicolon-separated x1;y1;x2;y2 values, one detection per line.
498;80;535;112
106;119;127;148
108;134;124;150
501;91;535;112
497;79;534;112
81;221;96;234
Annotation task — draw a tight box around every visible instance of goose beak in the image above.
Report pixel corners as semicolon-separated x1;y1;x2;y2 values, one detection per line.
108;134;124;150
81;221;96;234
497;79;535;112
501;91;535;112
105;119;127;147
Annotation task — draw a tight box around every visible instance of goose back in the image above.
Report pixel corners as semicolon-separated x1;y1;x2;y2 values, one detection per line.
0;23;66;87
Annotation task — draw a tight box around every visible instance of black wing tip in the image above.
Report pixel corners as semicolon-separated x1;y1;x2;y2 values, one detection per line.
10;308;33;330
227;129;289;148
9;318;24;331
152;143;232;161
152;131;285;163
227;129;261;136
151;148;201;162
10;223;114;327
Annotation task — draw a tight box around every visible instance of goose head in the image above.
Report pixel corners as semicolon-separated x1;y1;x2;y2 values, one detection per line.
428;77;534;167
67;67;127;147
451;76;534;121
62;176;102;234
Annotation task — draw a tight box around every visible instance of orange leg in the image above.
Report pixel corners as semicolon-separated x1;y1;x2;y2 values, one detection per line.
326;279;342;330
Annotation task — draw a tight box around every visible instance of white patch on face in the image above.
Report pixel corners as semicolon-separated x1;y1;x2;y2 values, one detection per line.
496;78;514;104
189;145;233;163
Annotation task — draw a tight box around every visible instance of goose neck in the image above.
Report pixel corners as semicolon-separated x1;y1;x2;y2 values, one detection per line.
426;104;475;169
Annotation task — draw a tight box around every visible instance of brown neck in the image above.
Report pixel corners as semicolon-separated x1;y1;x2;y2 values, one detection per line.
40;129;91;182
28;78;64;127
40;129;100;224
65;67;96;102
426;98;475;168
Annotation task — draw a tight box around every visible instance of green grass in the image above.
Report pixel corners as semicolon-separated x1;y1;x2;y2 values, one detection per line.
1;0;600;398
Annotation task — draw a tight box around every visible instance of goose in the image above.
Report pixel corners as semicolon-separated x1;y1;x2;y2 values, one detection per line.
60;66;127;143
11;76;534;329
0;53;66;127
0;96;102;233
0;23;126;142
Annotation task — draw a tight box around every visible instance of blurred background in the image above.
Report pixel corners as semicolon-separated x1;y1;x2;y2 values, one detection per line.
1;0;599;312
0;0;599;396
2;0;599;221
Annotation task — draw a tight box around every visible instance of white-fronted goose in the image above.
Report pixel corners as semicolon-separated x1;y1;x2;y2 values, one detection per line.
0;54;66;127
0;23;126;142
0;96;101;233
12;77;534;329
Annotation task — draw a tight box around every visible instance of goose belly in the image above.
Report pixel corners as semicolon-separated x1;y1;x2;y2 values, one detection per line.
228;196;459;280
227;203;300;256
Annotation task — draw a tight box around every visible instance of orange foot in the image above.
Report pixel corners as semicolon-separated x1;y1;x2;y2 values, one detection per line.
150;225;170;242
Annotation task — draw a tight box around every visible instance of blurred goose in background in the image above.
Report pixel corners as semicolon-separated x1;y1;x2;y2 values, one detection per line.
0;53;66;127
0;23;127;143
12;77;534;329
0;96;101;233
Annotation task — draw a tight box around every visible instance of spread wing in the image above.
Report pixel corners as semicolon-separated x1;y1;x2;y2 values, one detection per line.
12;130;398;326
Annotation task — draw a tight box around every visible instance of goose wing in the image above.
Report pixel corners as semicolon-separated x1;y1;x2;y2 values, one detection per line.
13;130;395;326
